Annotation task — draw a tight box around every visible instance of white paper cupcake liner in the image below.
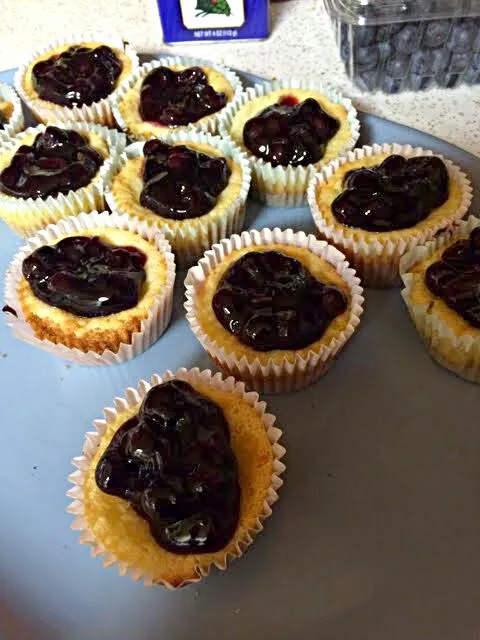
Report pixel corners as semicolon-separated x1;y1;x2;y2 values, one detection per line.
111;55;243;139
66;366;286;587
105;128;252;268
14;32;138;126
185;228;364;393
400;215;480;383
218;78;360;207
0;82;24;142
3;210;176;365
308;143;473;288
0;122;127;237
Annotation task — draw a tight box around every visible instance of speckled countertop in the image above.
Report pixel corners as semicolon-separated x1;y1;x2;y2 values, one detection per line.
0;0;478;155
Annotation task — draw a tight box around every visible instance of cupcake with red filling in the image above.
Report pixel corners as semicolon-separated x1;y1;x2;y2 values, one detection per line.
219;78;359;206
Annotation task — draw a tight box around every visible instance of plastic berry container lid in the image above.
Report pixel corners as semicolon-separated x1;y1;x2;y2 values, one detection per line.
324;0;480;26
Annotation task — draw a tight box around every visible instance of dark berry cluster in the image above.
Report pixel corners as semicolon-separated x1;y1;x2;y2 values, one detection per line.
32;45;122;106
140;139;231;220
22;236;146;318
212;250;348;351
332;155;449;232
95;380;240;554
140;66;227;126
243;96;340;167
425;227;480;327
0;126;103;200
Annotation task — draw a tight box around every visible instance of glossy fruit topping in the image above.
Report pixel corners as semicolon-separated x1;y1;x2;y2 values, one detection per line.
32;45;122;107
331;154;449;232
95;380;240;554
425;227;480;327
243;97;340;167
0;126;103;200
139;66;227;126
212;250;348;351
22;235;147;318
139;139;231;220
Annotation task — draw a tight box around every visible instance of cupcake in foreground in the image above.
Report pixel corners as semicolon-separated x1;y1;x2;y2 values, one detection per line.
67;367;285;587
219;79;360;206
3;210;175;365
185;228;364;393
400;216;480;383
0;82;24;140
14;32;138;125
0;123;126;237
112;56;242;140
106;130;251;267
308;144;472;287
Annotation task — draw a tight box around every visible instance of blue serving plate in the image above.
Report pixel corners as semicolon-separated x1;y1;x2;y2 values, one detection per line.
1;65;480;640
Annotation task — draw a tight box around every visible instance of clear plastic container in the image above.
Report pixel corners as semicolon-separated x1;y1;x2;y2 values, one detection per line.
324;0;480;92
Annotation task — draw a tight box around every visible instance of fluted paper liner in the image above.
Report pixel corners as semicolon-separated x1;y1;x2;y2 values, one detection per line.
105;129;251;268
0;82;24;141
185;228;364;393
67;367;286;587
3;210;176;365
111;55;243;139
218;78;360;207
400;215;480;383
0;122;126;237
308;143;473;288
14;31;138;126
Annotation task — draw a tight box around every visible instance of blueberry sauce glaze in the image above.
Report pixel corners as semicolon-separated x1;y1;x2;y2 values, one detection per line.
243;96;340;167
139;66;227;126
95;380;241;554
212;250;348;351
332;155;449;232
32;45;123;107
0;126;104;200
425;227;480;327
139;140;231;220
22;235;147;317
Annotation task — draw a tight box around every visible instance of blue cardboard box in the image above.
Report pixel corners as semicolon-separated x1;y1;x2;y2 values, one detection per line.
158;0;269;44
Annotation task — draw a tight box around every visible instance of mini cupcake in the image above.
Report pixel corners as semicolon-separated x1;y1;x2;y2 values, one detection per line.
219;78;360;207
67;367;285;587
185;228;364;393
0;122;126;237
105;130;251;268
0;82;24;141
14;32;138;126
3;210;175;365
308;143;472;288
400;216;480;383
112;56;243;140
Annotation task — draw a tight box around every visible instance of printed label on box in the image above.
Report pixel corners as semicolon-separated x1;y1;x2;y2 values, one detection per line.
181;0;245;29
158;0;269;43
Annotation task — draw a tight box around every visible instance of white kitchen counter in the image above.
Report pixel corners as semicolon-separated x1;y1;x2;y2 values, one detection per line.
1;0;479;155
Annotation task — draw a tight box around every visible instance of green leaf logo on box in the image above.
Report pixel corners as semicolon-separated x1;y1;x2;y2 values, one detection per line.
195;0;231;16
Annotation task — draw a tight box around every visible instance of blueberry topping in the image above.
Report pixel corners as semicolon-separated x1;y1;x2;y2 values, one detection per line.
0;126;103;200
139;140;231;220
95;380;240;554
332;155;449;232
32;45;122;107
139;66;227;126
425;227;480;328
243;97;340;167
22;235;146;317
212;250;348;351
0;110;8;130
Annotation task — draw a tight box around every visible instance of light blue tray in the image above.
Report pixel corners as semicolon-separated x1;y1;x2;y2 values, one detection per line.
1;66;480;640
